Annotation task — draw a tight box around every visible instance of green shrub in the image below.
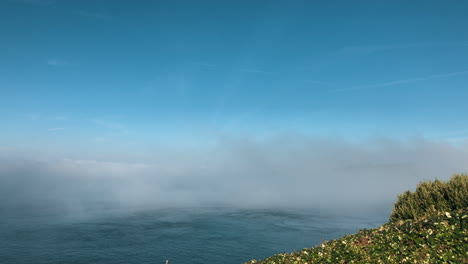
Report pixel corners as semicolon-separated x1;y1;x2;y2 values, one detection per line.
389;174;468;222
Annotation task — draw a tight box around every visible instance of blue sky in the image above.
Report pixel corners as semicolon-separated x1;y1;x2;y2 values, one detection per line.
1;0;468;155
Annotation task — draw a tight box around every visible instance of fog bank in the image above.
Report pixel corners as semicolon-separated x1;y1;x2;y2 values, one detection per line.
1;136;467;219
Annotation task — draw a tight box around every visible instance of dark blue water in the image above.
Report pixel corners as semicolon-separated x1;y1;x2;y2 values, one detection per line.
0;207;387;264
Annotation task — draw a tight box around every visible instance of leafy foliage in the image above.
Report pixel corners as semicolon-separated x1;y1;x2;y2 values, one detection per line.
246;175;468;264
390;174;468;222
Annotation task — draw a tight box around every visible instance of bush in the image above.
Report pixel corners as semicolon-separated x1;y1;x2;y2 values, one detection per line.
389;174;468;222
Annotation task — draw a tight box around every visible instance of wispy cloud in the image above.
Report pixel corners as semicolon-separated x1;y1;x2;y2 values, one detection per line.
12;0;53;6
53;116;69;121
187;61;218;68
20;112;41;120
47;58;68;67
333;70;468;92
48;127;65;132
240;68;274;75
12;1;110;20
338;42;468;56
185;61;275;76
91;119;128;133
72;9;111;20
304;80;337;87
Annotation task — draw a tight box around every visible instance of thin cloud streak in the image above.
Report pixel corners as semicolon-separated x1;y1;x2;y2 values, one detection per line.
48;127;65;132
187;61;218;68
72;9;111;20
91;119;128;133
338;42;468;56
304;80;337;87
47;59;68;66
333;70;468;92
12;0;53;6
239;68;274;75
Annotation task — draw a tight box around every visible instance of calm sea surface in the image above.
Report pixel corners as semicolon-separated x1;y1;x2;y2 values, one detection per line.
0;207;387;264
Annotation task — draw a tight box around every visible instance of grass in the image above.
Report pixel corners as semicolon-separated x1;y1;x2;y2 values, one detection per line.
245;174;468;264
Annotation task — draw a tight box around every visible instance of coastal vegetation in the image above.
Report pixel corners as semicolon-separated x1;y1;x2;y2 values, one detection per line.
390;174;468;222
246;174;468;264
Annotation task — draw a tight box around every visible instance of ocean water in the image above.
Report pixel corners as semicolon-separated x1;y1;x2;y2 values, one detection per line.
0;207;387;264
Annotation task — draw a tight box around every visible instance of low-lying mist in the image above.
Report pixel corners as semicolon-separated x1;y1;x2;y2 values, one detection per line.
1;136;467;220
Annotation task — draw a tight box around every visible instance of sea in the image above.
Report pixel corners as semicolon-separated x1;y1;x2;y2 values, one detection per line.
0;207;388;264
